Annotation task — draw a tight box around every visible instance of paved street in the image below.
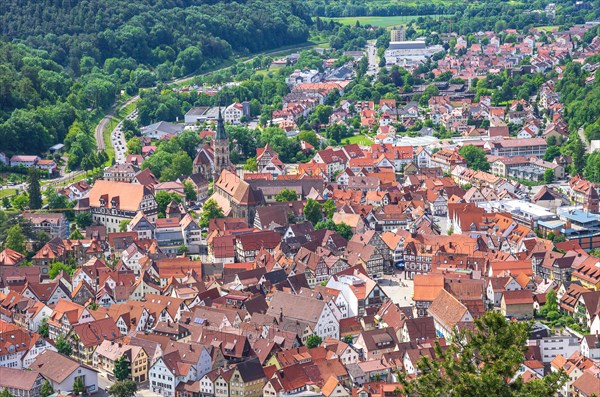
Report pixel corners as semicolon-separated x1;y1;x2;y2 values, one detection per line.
366;42;379;76
111;109;138;164
379;272;414;308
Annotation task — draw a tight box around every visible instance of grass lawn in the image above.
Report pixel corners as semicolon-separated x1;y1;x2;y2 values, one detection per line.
118;100;138;116
322;14;447;29
0;188;17;199
343;135;373;146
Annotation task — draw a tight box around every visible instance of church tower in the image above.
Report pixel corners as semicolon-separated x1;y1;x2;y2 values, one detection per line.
213;107;230;181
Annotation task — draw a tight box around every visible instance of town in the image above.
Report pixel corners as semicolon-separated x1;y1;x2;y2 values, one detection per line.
1;3;600;397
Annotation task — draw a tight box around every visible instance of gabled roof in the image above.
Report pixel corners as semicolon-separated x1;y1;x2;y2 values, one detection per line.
428;289;470;329
71;318;120;347
31;350;96;383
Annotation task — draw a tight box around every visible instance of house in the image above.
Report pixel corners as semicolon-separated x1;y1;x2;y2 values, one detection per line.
427;289;474;339
149;350;195;396
35;160;58;175
354;327;400;361
10;155;40;168
93;340;149;382
0;320;56;369
500;290;533;319
47;299;94;340
580;334;600;360
103;163;139;182
68;318;121;364
23;213;69;239
571;372;600;397
266;291;341;340
30;350;99;394
141;121;184;139
0;367;47;397
185;173;209;201
223;103;245;124
430;148;466;172
228;358;266;397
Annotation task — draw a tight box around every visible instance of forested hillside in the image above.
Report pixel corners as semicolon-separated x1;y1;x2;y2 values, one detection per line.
1;0;310;74
306;0;600;27
0;0;311;158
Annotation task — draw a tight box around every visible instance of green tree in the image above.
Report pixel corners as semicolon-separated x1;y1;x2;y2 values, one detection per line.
119;220;130;232
297;130;319;147
183;181;197;201
315;220;353;240
313;105;333;125
55;336;72;356
275;189;298;202
107;380;137;397
543;146;561;162
243;157;258;171
40;380;54;397
38;317;49;338
306;334;322;348
199;199;224;228
458;145;490;171
75;212;93;229
5;224;26;254
303;198;323;225
400;311;567;396
114;355;131;381
0;390;14;397
160;151;193;181
321;199;336;220
154;191;183;217
49;261;74;279
27;169;42;210
11;194;29;210
45;187;70;210
69;229;84;240
565;133;586;176
334;222;353;240
584;151;600;183
126;137;142;155
542;168;554;183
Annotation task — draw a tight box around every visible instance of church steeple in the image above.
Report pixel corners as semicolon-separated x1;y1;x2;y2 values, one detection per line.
213;106;231;181
216;107;227;140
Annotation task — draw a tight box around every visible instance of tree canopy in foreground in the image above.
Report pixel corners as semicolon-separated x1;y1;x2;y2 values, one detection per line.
401;311;567;397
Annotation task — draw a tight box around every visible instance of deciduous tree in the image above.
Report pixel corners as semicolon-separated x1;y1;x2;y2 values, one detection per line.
458;145;490;171
199;199;224;228
107;380;137;397
275;189;298;202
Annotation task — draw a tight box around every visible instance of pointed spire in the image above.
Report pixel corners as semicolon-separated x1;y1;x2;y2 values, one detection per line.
216;106;227;140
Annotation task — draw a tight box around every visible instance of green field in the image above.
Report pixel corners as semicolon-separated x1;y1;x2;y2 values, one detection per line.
533;25;559;32
0;188;17;199
322;15;446;29
344;135;374;146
